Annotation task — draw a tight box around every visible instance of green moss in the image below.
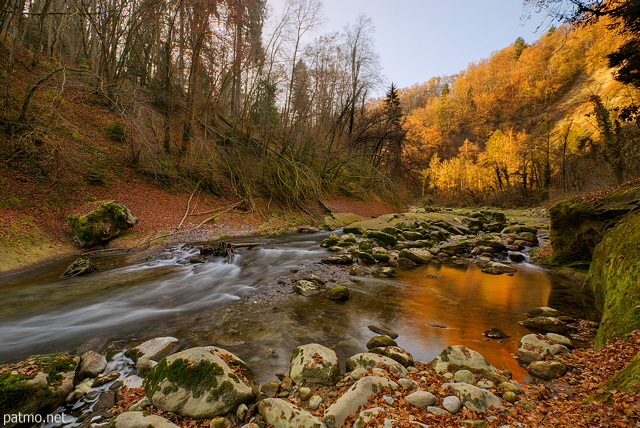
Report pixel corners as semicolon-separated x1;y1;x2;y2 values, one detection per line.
583;211;640;347
0;353;75;413
68;201;136;246
604;351;640;392
144;358;224;399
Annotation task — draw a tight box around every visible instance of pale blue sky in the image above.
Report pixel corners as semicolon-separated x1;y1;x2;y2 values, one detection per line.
268;0;550;91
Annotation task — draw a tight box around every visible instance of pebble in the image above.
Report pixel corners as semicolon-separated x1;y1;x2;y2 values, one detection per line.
350;367;368;381
454;369;476;385
503;391;518;403
477;380;495;389
443;395;462;414
427;406;450;415
398;378;419;390
299;386;313;401
308;395;323;411
405;390;436;408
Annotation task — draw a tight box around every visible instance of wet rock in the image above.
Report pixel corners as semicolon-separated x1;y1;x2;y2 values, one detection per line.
346;353;408;376
294;279;323;296
375;267;397;277
527;360;568;380
78;351;107;379
92;371;120;387
62;257;98;277
372;247;391;262
298;226;320;233
526;306;562;318
365;230;398;246
442;383;504;413
136;357;157;376
144;346;257;419
325;285;351;301
368;325;399;339
93;391;116;412
481;268;504;275
546;333;572;347
432;345;508;383
482;327;510;339
289;344;341;386
368;346;414;368
320;234;340;248
521;317;570;335
405;390;436;407
454;370;476;385
68;201;138;247
442;395;462;414
509;253;526;262
109;411;180;428
488;261;517;273
398;248;434;264
126;337;180;364
366;335;397;349
323;376;398;428
321;254;354;265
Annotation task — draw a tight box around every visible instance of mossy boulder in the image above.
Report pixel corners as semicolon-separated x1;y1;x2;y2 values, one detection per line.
583;211;640;347
605;350;640;392
68;201;137;247
548;182;640;265
0;354;78;427
143;346;257;419
289;344;341;386
325;285;351;301
61;257;98;277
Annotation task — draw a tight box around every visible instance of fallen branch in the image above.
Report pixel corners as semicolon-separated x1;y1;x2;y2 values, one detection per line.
178;181;200;229
189;199;248;217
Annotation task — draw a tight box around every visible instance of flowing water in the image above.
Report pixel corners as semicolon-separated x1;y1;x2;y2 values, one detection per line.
0;231;597;383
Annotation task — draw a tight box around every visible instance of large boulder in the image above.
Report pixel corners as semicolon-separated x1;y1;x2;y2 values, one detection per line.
289;344;340;386
548;181;640;265
323;376;398;428
583;211;640;347
0;354;79;428
432;346;508;383
144;347;257;419
68;201;138;247
258;398;326;428
442;382;504;413
126;337;180;363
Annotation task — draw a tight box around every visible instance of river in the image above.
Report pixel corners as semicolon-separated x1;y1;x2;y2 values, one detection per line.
0;231;597;383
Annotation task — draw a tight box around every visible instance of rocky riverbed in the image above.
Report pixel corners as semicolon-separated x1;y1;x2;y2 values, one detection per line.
2;207;638;427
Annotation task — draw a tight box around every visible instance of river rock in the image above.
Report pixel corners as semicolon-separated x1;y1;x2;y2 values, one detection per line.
368;346;414;367
432;345;508;383
294;280;323;296
110;411;181;428
372;247;391;262
259;398;325;428
260;381;280;397
516;334;570;364
93;371;120;387
398;378;419;390
368;325;398;339
546;333;572;347
527;360;568;380
366;335;397;349
454;369;476;384
78;350;107;379
405;390;436;407
488;261;517;273
68;200;138;247
375;267;397;277
442;395;462;414
321;254;353;265
323;376;398;428
365;230;398;246
144;346;257;418
2;354;79;428
289;344;340;386
126;337;180;363
482;327;510;339
346;353;408;376
325;286;351;301
61;257;98;277
398;248;434;264
442;383;504;413
526;307;562;318
520;317;570;335
309;394;323;410
509;253;526;262
503;391;518;403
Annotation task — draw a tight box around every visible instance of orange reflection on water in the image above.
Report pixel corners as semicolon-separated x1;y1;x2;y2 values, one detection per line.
395;263;553;380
